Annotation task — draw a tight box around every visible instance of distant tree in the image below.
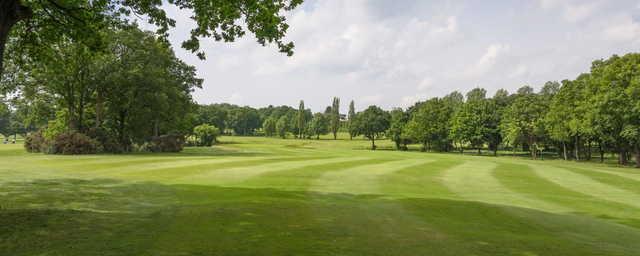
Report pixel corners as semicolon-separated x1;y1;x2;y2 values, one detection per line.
296;100;306;139
352;106;390;150
329;97;340;139
193;124;220;146
500;87;547;159
276;115;289;138
263;117;277;137
197;105;228;133
348;100;356;140
406;98;454;151
308;113;329;139
387;108;411;150
228;107;261;136
465;87;487;102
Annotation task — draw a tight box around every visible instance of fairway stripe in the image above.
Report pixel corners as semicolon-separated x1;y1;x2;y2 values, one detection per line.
180;156;367;185
531;164;640;209
310;159;433;195
442;161;568;212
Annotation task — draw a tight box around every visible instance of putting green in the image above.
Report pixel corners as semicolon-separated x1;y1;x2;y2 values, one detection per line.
1;136;639;255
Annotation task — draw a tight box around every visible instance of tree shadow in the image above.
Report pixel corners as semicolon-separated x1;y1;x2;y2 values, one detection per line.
1;179;639;255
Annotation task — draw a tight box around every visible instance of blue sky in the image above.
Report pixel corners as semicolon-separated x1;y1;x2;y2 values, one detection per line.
159;0;640;111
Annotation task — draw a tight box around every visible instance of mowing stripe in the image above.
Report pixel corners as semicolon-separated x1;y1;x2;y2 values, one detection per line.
442;161;567;212
376;159;462;199
180;156;364;185
494;162;640;222
237;157;389;190
310;159;432;195
531;164;640;209
561;166;640;195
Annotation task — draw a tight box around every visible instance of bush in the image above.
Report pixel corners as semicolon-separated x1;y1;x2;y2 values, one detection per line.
24;131;45;153
193;124;220;147
145;134;185;152
49;131;99;155
86;127;124;153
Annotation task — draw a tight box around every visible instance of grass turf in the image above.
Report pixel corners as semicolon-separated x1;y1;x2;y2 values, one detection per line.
1;136;640;255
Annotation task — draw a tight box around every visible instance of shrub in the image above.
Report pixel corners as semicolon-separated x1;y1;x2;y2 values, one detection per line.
193;124;220;147
145;134;185;152
49;131;99;155
24;131;45;153
86;127;124;153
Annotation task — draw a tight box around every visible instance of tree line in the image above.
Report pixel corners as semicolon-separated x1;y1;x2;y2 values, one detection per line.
189;53;640;167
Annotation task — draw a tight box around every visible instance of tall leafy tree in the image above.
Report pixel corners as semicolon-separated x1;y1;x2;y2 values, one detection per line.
262;117;277;137
387;108;410;150
296;100;306;138
406;98;454;151
500;86;547;159
308;112;329;139
348;100;356;140
276;115;289;138
351;105;390;150
329;97;340;139
1;0;303;76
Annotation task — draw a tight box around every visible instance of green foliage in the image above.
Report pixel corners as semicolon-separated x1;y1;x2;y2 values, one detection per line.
144;134;185;153
1;0;302;76
329;97;340;139
387;108;411;150
347;100;356;139
48;131;99;155
405;98;454;151
23;130;45;152
276;115;289;138
193;124;220;147
263;117;277;137
500;86;548;158
351;105;390;149
308;113;329;139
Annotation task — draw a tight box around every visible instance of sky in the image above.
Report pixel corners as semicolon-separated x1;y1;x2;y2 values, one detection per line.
158;0;640;111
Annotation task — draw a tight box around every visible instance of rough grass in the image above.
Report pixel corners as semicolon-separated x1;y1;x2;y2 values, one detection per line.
1;136;640;255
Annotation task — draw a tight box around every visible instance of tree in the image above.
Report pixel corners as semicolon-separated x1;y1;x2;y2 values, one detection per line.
500;87;547;159
276;115;289;139
352;106;390;150
348;100;356;140
228;107;260;136
308;112;329;139
406;98;454;151
2;0;303;76
296;100;306;139
329;97;340;139
197;104;228;133
263;117;277;137
387;108;410;150
193;124;220;146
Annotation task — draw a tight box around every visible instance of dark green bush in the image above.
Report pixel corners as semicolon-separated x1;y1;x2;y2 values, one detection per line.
145;134;185;152
24;131;45;153
86;127;124;153
49;131;99;155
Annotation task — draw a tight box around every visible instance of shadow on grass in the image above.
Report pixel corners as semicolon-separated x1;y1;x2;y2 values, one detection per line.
1;178;639;256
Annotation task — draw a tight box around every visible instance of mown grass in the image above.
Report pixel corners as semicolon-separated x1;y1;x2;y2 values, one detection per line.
1;136;639;255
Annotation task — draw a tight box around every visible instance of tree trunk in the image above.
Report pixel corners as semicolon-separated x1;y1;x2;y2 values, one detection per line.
619;147;628;165
635;146;640;168
574;136;580;161
371;138;376;150
95;89;103;128
0;0;31;76
598;142;604;163
562;141;568;160
586;140;592;161
333;131;337;140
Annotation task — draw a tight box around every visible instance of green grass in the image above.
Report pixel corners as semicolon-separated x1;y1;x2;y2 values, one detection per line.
1;136;640;255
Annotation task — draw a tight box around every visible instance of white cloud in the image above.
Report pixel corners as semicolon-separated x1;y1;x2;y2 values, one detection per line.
226;93;244;105
417;77;434;90
361;94;383;105
563;2;599;23
465;44;510;77
603;15;640;42
155;0;640;111
401;94;428;108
